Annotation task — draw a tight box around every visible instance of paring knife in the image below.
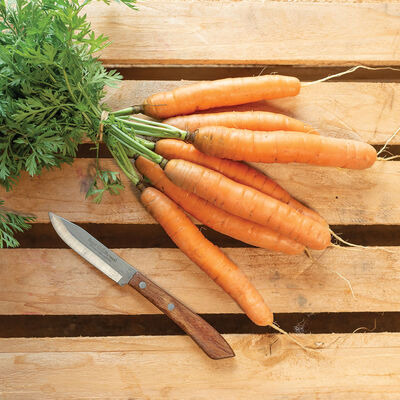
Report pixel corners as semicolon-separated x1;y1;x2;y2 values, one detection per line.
49;212;235;360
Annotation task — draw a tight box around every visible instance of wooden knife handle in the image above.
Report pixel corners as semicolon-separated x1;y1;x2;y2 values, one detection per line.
129;271;235;360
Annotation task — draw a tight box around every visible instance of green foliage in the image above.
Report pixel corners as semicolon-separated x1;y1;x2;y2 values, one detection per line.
0;0;136;190
85;167;124;204
0;0;136;246
0;200;36;248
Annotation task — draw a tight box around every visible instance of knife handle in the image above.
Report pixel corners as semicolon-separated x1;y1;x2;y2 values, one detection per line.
129;272;235;360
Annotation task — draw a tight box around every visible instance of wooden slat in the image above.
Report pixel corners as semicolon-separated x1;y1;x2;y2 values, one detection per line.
86;1;400;66
3;81;399;224
1;333;400;399
1;158;399;225
0;158;145;224
105;81;400;145
1;247;399;315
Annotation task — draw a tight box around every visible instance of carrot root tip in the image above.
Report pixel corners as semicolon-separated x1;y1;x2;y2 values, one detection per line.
269;323;315;353
330;229;366;249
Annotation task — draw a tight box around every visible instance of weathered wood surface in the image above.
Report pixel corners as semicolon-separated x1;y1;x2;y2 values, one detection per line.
86;1;400;66
2;2;400;398
2;333;400;399
1;158;399;225
4;81;400;223
1;247;399;315
105;81;400;145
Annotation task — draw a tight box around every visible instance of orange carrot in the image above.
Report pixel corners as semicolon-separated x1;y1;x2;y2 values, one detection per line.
164;159;332;250
136;156;304;255
187;127;377;169
163;111;318;135
144;75;300;119
155;139;327;226
140;186;273;326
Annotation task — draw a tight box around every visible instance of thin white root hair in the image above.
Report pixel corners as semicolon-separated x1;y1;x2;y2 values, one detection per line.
314;320;377;350
334;270;356;299
306;245;356;299
257;66;268;77
292;250;318;279
270;323;316;353
301;65;400;87
330;229;366;249
304;247;313;259
331;229;395;254
377;155;400;161
377;126;400;157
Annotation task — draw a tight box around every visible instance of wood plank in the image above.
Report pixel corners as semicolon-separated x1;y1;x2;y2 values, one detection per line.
1;247;399;315
105;81;400;145
86;1;400;66
0;158;146;225
3;81;399;223
1;158;399;225
1;333;400;399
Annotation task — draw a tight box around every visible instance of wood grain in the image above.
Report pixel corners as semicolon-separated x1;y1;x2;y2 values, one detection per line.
1;333;400;399
3;81;399;224
0;158;145;224
105;81;400;145
129;272;235;359
86;1;400;66
1;158;399;225
2;2;399;397
1;247;399;315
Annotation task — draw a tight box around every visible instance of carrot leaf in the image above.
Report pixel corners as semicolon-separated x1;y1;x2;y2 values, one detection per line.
85;168;125;204
0;200;36;248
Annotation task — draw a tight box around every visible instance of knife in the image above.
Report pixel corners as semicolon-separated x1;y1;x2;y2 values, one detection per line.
49;212;235;360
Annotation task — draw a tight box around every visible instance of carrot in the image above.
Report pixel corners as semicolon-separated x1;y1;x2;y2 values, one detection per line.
164;159;332;250
140;186;273;326
187;127;377;169
163;111;318;135
136;156;304;255
155;139;327;226
144;75;300;119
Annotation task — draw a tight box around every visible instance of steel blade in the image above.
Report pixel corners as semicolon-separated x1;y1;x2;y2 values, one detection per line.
49;212;136;285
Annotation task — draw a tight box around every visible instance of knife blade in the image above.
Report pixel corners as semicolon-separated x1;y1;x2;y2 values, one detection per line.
49;212;235;360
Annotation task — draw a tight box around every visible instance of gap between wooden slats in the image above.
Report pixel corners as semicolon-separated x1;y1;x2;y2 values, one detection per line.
111;66;400;82
1;313;398;338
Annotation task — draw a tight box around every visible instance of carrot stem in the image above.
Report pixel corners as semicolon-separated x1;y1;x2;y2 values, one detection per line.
126;128;170;138
117;117;187;139
110;125;163;164
135;136;156;150
106;141;140;185
111;105;144;116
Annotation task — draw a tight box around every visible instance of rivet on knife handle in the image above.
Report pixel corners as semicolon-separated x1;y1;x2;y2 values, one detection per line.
129;271;234;360
48;212;234;360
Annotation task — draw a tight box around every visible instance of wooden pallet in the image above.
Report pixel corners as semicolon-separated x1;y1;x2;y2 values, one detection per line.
2;1;400;398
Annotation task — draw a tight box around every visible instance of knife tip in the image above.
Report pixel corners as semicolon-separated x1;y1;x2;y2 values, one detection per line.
48;212;59;225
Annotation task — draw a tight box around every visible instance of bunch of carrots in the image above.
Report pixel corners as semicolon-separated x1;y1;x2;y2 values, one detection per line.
101;74;377;329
